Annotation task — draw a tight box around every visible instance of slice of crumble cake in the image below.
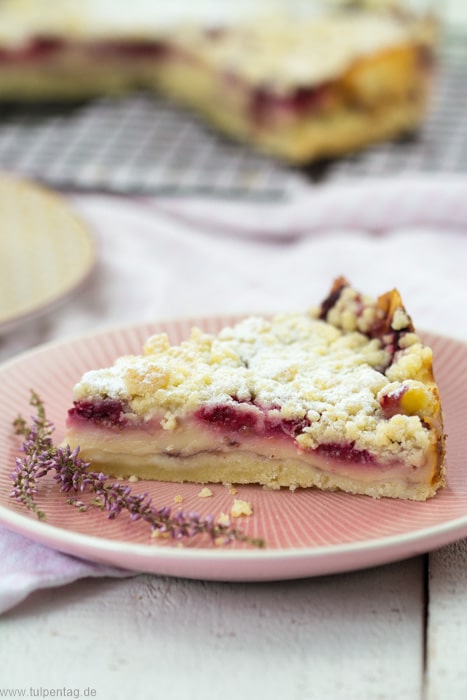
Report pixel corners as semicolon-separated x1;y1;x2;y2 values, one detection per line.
64;278;446;500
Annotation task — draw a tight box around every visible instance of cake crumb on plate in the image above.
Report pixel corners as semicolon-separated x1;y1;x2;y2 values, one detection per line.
231;499;253;518
198;486;213;498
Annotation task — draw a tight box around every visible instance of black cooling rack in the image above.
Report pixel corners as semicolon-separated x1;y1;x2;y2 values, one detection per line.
0;34;465;197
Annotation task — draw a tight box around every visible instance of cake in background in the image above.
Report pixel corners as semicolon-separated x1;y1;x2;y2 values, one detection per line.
0;0;438;163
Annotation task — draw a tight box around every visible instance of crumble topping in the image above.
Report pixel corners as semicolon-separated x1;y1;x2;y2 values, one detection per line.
73;313;391;418
72;280;439;465
170;12;429;92
323;285;383;334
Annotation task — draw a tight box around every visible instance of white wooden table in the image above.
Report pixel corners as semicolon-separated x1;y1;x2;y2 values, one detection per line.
1;187;467;700
1;547;467;699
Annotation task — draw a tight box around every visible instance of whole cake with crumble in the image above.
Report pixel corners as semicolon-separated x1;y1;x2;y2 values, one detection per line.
0;0;437;163
64;278;446;500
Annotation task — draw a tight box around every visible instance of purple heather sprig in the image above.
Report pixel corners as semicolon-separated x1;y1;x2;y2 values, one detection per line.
11;391;265;548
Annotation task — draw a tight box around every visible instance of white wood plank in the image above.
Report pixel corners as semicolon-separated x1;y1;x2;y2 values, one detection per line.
0;558;424;700
426;540;467;699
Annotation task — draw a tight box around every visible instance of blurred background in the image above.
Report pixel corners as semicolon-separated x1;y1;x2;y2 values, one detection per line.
0;0;465;199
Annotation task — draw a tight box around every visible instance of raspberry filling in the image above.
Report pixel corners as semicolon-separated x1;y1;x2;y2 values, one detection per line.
195;400;312;438
0;36;170;63
379;385;409;419
195;401;376;464
89;40;170;59
315;442;375;465
250;84;333;126
69;398;127;427
0;37;65;63
196;404;258;433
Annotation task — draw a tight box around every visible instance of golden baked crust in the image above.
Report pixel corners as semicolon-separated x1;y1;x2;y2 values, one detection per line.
64;278;446;500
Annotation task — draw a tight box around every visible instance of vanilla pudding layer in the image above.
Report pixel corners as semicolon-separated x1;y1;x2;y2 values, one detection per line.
65;417;442;501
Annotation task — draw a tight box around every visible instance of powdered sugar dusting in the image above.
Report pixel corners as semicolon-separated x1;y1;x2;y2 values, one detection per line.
175;13;423;90
73;312;389;420
75;366;128;398
71;281;442;465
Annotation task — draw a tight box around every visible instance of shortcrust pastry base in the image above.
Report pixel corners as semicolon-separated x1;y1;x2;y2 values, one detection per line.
201;98;427;164
73;448;441;501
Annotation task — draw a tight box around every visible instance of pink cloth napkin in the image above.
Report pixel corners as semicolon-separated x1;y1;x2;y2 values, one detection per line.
153;175;467;239
1;175;467;614
0;526;133;614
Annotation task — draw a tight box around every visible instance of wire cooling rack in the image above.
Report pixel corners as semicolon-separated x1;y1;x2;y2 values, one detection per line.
0;35;465;197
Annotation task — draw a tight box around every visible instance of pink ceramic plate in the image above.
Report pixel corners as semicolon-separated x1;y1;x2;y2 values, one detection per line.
0;318;466;581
